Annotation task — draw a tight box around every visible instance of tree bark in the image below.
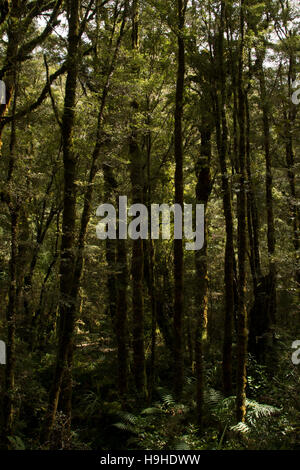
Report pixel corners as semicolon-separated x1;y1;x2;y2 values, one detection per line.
129;0;146;399
286;52;299;286
255;45;277;361
214;0;234;397
42;0;80;443
116;237;129;402
236;0;248;423
195;118;212;429
173;0;185;399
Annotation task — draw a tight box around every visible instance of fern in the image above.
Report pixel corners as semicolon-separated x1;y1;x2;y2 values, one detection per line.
245;399;279;427
230;422;250;434
112;422;137;434
156;387;175;407
203;387;224;408
206;391;279;440
81;391;101;417
115;411;139;425
112;411;140;434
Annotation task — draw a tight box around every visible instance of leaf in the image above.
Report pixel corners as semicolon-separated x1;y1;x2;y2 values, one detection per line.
230;422;250;434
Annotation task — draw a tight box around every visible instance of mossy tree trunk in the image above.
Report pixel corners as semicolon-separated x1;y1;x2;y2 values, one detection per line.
214;0;234;397
43;0;80;443
129;0;146;399
236;0;248;423
173;0;186;399
195;117;212;429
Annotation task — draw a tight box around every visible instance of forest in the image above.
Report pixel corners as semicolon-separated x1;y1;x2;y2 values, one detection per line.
0;0;299;452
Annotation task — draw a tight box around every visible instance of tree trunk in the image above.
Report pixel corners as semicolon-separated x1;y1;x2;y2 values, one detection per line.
255;46;277;361
214;0;234;397
42;0;80;443
173;0;185;399
104;163;118;324
236;0;248;423
129;0;146;399
286;53;299;287
116;237;129;402
195;119;212;429
3;204;18;440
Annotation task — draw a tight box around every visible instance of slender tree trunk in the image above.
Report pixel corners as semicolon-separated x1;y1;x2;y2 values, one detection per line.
173;0;185;399
116;236;128;402
104;163;118;324
256;46;277;360
104;162;129;402
245;92;261;288
286;53;299;286
129;139;146;397
245;90;271;360
236;0;248;423
129;0;146;398
214;0;234;397
195;119;212;429
143;117;157;401
3;204;18;439
2;59;18;444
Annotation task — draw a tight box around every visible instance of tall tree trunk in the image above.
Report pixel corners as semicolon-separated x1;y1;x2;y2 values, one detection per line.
173;0;185;399
104;163;118;324
214;0;234;397
195;118;212;429
236;0;248;423
3;204;18;440
116;236;128;402
255;46;277;361
245;88;272;361
245;92;261;289
2;59;18;444
104;162;129;402
42;0;80;443
143;116;157;402
129;0;146;398
286;52;299;287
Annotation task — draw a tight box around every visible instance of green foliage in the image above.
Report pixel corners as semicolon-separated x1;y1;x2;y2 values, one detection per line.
0;0;299;452
7;436;26;450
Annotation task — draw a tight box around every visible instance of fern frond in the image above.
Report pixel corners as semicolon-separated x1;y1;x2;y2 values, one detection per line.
230;422;250;434
246;399;279;420
204;387;224;408
112;422;136;434
116;411;139;425
156;387;175;407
